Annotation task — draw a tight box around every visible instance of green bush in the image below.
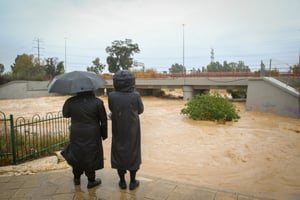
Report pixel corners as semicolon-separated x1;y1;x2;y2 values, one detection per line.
181;93;240;121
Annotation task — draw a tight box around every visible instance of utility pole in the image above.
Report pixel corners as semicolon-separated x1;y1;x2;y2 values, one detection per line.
260;60;265;77
269;59;272;77
33;38;43;65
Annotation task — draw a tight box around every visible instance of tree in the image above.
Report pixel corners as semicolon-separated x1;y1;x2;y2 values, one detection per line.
206;61;222;72
0;63;4;75
292;64;300;76
44;57;65;79
106;39;140;73
87;57;105;74
56;61;65;75
223;61;231;72
11;54;44;80
0;63;7;84
236;61;250;72
169;63;185;73
206;61;250;72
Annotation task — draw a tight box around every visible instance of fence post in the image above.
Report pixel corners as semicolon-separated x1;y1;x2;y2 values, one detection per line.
9;114;17;165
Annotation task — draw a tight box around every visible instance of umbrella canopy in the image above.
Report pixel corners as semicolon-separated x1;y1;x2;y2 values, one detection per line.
48;71;107;94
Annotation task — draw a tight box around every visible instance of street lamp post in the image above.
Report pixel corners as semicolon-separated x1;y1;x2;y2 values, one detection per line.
182;24;185;74
182;24;185;85
64;37;67;72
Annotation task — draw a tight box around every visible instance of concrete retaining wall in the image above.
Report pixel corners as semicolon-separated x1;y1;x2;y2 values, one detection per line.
0;81;54;99
246;77;300;118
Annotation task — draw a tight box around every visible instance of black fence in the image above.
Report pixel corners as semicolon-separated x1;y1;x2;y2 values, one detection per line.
0;111;70;166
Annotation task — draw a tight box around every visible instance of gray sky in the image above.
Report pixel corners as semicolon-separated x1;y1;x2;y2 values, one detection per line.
1;0;299;73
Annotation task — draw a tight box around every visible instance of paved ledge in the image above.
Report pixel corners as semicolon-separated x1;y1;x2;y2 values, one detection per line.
0;168;280;200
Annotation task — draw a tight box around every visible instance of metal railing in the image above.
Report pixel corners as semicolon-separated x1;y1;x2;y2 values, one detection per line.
0;111;70;166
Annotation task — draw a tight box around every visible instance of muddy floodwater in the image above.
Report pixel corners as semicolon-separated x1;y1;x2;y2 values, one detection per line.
0;95;299;199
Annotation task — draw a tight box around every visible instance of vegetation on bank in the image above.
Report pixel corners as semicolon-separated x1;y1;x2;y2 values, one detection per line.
226;88;247;99
181;93;240;122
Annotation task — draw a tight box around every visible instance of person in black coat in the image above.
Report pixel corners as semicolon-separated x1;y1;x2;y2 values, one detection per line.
61;91;107;189
108;70;144;190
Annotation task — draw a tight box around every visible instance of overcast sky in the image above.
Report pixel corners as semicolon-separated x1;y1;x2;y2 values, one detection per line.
0;0;299;73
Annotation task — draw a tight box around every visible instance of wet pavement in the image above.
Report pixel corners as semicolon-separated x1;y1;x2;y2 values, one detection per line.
0;168;278;200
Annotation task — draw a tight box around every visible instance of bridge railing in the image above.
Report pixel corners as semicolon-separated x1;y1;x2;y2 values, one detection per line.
103;71;297;79
168;71;257;78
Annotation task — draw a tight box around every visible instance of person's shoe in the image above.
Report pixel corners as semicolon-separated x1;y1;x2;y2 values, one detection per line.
129;180;139;190
119;181;127;190
87;178;101;189
74;178;80;185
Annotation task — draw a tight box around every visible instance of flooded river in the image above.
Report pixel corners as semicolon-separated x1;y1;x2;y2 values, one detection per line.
0;95;299;199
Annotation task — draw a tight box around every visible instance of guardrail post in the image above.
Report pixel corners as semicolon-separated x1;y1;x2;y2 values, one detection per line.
9;114;17;165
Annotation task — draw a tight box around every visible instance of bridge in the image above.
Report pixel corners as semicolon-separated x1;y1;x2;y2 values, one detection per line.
104;77;249;100
0;75;299;118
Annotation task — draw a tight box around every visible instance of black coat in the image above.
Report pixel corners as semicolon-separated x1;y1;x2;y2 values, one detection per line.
108;70;144;170
62;92;107;171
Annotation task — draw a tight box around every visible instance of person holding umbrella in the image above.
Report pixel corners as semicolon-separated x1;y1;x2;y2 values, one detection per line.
48;71;108;189
62;90;107;188
108;70;144;190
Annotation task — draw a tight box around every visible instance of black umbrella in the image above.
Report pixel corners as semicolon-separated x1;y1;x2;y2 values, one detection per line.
48;71;107;94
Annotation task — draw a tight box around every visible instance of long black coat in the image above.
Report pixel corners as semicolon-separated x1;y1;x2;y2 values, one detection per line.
108;70;144;170
62;92;107;171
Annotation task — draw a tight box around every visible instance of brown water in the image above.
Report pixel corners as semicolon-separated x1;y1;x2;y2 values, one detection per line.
1;96;300;199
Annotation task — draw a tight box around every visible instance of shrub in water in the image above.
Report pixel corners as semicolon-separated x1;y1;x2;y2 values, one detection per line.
181;93;240;121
